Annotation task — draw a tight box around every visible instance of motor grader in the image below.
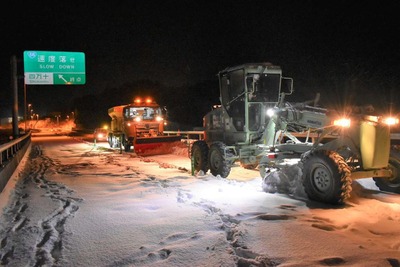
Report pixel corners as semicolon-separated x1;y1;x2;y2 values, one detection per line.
191;62;400;204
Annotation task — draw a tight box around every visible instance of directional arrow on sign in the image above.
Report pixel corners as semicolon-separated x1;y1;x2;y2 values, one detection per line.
58;75;68;83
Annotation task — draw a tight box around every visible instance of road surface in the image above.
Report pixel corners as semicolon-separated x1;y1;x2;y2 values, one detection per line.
1;135;400;267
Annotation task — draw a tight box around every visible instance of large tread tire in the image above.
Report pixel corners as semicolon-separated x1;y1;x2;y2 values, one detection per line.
301;150;352;204
373;148;400;193
191;140;209;173
208;142;232;178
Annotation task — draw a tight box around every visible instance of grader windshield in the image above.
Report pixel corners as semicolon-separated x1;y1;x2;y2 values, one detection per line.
219;65;283;109
246;73;281;103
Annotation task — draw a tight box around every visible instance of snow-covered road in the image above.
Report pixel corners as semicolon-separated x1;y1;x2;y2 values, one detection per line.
1;135;400;266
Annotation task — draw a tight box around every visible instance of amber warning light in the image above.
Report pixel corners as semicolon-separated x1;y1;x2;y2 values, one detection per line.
134;97;153;104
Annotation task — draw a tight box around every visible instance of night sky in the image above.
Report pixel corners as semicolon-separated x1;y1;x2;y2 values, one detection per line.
1;1;399;126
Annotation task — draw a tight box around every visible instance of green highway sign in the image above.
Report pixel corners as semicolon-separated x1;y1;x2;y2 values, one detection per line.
24;51;86;85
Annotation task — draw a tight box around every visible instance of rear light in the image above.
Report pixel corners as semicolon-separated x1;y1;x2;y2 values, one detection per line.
268;153;278;159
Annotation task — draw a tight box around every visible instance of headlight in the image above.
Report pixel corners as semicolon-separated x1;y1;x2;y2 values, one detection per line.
382;117;399;126
266;108;275;117
134;117;141;122
156;116;163;122
333;118;351;128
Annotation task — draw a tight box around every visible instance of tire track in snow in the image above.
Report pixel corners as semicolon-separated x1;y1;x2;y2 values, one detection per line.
168;180;278;266
0;145;82;266
176;181;293;266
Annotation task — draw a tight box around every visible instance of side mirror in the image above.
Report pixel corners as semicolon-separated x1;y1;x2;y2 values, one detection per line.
246;76;254;93
281;77;293;95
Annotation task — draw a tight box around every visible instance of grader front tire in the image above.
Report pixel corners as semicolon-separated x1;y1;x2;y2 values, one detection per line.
302;150;352;204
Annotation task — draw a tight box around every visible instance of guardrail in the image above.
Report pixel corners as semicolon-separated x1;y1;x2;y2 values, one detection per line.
0;133;31;193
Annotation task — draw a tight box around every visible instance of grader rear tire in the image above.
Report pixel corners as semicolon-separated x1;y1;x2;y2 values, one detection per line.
373;156;400;193
301;150;351;204
191;140;209;173
208;142;231;178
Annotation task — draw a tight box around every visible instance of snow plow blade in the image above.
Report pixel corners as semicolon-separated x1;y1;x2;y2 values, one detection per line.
134;135;182;153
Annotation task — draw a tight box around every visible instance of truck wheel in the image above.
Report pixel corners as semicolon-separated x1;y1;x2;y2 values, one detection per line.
109;135;118;148
301;150;351;204
373;157;400;193
191;140;209;173
124;143;131;152
123;139;131;152
208;142;231;178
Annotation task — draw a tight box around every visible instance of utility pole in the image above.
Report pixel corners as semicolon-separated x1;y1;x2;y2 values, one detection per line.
11;55;19;138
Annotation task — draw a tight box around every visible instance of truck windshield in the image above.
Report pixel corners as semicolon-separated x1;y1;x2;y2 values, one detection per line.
124;107;158;120
247;73;280;103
